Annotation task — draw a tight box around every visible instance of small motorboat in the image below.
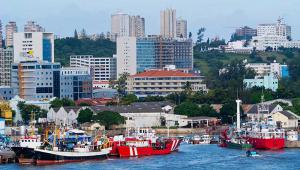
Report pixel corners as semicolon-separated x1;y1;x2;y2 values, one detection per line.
246;150;260;157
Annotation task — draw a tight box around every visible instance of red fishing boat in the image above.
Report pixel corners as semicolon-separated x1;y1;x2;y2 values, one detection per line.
109;128;181;157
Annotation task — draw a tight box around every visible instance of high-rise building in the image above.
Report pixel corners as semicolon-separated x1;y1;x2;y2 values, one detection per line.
129;15;145;37
5;21;18;47
0;20;2;48
11;61;93;101
0;48;13;86
257;18;291;39
176;18;187;38
160;8;176;38
111;12;130;41
13;32;54;63
70;55;117;81
24;21;45;32
116;36;193;77
111;12;145;41
116;37;137;78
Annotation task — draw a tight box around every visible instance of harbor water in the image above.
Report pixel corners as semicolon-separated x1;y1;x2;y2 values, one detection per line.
1;144;299;170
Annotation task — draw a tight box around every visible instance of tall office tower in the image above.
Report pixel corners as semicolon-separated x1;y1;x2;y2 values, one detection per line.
176;18;187;38
24;21;45;32
0;48;13;86
116;36;193;77
0;20;2;47
116;37;137;78
111;12;130;41
160;8;176;38
129;15;145;37
5;21;18;47
13;32;54;63
257;18;291;39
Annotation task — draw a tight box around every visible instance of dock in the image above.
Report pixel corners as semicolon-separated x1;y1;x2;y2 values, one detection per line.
0;150;15;164
285;140;300;148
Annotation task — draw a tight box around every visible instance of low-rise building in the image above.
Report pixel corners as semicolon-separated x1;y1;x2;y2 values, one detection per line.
245;61;288;78
245;103;283;121
0;86;14;100
243;74;278;91
126;68;207;97
272;110;300;129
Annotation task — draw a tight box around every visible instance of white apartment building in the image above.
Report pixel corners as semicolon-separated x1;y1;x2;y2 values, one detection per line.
160;8;177;38
257;18;291;38
5;21;17;47
70;55;117;81
129;15;145;37
116;37;137;78
245;61;289;78
176;18;187;38
13;32;54;63
126;68;207;97
111;12;130;41
24;21;45;32
251;35;288;51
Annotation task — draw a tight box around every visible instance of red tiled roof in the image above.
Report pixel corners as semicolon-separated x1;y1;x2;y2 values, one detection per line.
131;70;195;77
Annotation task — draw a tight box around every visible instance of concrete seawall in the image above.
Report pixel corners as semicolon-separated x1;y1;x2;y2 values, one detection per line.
285;140;300;148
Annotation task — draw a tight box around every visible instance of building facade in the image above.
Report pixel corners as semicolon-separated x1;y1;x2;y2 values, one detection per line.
70;55;117;81
11;61;61;100
257;19;291;38
129;15;145;37
60;67;93;100
235;26;257;39
243;74;278;91
13;32;54;63
176;18;187;38
0;48;13;86
0;20;2;48
126;69;207;97
0;86;14;100
116;36;193;77
160;8;176;38
245;62;288;78
24;21;45;32
5;21;18;47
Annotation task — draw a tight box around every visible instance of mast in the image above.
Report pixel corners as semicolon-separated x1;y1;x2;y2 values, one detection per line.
236;99;242;132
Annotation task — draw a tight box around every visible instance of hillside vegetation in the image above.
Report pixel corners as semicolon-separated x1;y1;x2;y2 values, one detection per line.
54;38;116;66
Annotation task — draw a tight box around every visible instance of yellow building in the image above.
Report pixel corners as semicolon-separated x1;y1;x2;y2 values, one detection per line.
272;111;300;129
0;101;13;122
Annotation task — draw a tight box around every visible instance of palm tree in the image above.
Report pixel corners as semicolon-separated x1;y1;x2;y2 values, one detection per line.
183;81;193;95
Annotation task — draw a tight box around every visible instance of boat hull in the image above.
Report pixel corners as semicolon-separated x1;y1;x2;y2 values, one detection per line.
34;148;111;165
226;141;252;150
247;137;285;150
11;147;36;164
117;146;152;157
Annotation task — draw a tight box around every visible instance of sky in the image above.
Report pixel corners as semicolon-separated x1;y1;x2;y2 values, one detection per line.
1;0;300;41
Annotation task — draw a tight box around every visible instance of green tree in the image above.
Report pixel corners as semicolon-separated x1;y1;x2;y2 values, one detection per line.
183;81;193;96
93;111;125;130
50;98;75;108
116;72;129;96
74;29;78;39
196;27;206;44
121;94;138;105
199;104;218;117
174;102;201;117
17;102;47;124
219;100;244;124
77;108;94;124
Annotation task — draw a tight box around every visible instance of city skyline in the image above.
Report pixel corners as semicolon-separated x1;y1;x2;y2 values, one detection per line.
1;0;300;40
